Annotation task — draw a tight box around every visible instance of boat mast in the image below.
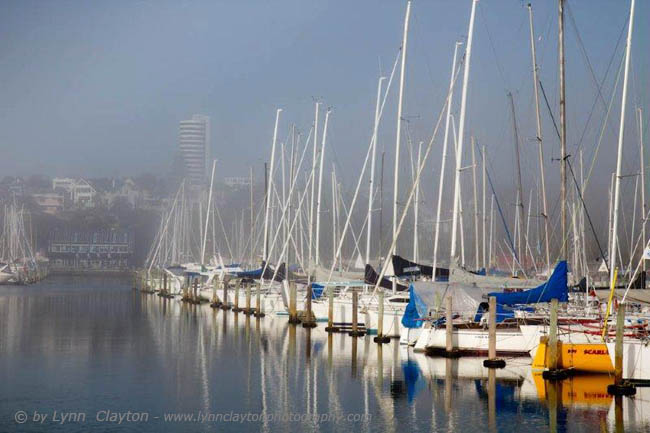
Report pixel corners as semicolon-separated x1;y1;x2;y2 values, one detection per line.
263;109;282;264
413;141;422;263
489;194;495;269
433;41;461;275
558;0;567;261
610;0;636;284
315;109;331;267
393;0;411;272
450;0;478;262
482;144;487;271
471;136;479;271
200;159;217;265
508;91;525;271
528;3;551;273
366;76;386;265
309;103;319;273
332;169;337;268
250;166;254;267
640;108;646;274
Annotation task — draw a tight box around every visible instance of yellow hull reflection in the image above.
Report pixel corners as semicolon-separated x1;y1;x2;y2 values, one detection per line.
533;372;614;407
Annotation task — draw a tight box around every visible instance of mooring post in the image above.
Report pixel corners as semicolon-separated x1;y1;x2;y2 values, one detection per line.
162;272;167;296
483;296;505;367
303;284;317;328
245;282;252;315
608;302;636;395
325;286;337;332
349;289;365;337
445;295;454;354
542;298;568;380
193;278;199;303
254;283;265;317
549;298;558;369
373;289;390;343
210;278;218;306
222;279;231;310
232;281;241;312
615;303;624;383
288;281;300;324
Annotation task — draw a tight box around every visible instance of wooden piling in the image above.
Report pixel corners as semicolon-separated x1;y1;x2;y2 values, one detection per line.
608;302;636;395
549;298;558;369
542;298;568;380
348;289;365;337
325;286;338;332
210;278;219;308
302;284;317;328
232;281;242;312
254;283;265;317
483;296;505;368
244;282;253;315
221;279;231;310
162;272;167;296
373;289;390;343
288;281;300;324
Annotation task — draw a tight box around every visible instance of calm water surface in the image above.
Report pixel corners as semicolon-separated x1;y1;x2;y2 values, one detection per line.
1;276;648;432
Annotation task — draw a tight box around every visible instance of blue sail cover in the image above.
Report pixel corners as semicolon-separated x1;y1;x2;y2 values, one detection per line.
487;261;568;306
401;285;428;328
311;283;324;299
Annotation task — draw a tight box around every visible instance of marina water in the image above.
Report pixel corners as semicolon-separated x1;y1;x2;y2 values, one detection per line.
1;276;646;432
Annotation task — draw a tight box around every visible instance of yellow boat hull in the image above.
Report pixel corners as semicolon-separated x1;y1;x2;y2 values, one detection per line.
532;337;614;374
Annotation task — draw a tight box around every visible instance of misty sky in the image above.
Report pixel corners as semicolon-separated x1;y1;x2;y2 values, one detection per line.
0;0;648;209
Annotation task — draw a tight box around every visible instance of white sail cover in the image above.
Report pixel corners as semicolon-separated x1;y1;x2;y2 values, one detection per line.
411;280;491;319
448;260;542;289
312;264;364;283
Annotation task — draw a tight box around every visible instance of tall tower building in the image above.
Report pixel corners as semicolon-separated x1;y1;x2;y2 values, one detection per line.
178;114;210;189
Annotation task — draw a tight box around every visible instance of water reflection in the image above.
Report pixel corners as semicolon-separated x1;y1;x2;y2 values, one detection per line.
1;277;649;433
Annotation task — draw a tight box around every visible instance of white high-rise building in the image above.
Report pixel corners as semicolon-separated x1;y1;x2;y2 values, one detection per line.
178;114;210;188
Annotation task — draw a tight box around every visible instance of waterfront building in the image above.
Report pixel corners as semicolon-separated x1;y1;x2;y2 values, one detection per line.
48;229;133;271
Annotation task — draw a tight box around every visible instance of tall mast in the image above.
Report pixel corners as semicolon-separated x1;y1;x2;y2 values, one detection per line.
249;166;254;267
309;103;320;272
558;0;567;261
528;3;551;273
471;136;479;271
433;41;461;275
332;169;338;268
263;108;282;263
392;0;411;293
489;194;495;269
200;159;217;265
610;0;636;284
413;141;422;262
482;144;487;271
450;0;478;261
366;76;386;265
508;92;525;269
315;109;331;267
640;108;646;274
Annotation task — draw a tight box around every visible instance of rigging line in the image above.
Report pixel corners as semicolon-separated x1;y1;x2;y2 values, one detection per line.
476;141;519;269
538;79;609;272
478;1;509;90
566;0;629;153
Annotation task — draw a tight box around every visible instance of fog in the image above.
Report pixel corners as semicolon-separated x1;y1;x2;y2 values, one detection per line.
0;0;649;269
